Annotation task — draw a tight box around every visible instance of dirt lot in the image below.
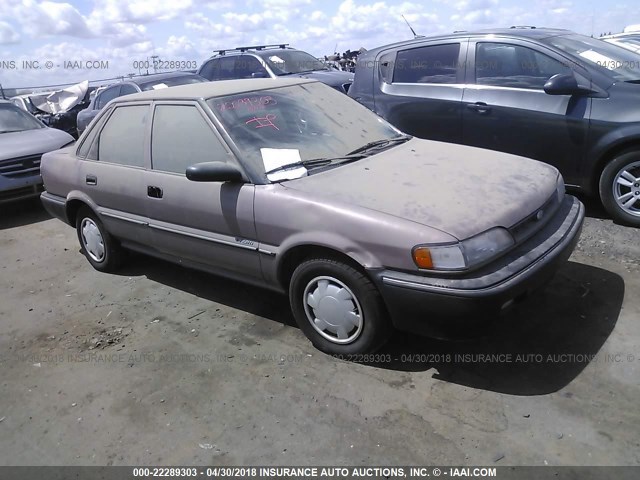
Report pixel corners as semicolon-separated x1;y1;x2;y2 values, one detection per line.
0;197;638;466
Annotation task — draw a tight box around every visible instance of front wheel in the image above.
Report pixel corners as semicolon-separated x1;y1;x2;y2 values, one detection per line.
599;151;640;227
289;258;391;355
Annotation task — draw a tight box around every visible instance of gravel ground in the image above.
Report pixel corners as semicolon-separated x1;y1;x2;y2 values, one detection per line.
0;197;638;466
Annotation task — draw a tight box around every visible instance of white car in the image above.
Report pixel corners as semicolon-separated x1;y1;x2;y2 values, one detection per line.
600;33;640;53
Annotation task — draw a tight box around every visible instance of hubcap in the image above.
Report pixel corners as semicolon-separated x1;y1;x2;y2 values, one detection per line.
613;161;640;217
81;218;105;262
303;276;363;344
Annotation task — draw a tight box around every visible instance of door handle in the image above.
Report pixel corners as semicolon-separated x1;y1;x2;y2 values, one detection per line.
147;186;163;199
466;102;492;115
86;175;97;186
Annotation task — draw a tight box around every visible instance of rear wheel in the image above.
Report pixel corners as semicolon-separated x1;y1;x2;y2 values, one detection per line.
75;206;124;272
599;150;640;227
289;257;391;355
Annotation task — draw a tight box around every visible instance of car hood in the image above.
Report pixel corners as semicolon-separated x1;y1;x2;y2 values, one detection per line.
284;139;559;240
293;69;354;87
0;127;74;161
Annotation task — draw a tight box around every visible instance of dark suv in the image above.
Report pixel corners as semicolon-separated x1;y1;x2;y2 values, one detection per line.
348;27;640;227
198;44;354;93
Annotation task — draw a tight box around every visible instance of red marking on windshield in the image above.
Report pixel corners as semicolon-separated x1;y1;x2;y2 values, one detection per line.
245;114;279;130
217;96;277;112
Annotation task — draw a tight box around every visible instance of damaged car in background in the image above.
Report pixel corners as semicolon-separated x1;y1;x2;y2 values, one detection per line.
11;80;90;138
0;100;74;205
40;79;584;354
322;48;367;73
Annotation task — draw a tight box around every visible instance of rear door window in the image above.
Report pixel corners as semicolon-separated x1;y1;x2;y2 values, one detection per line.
199;57;236;80
95;105;148;167
393;43;461;84
120;84;138;95
96;86;121;109
475;42;572;89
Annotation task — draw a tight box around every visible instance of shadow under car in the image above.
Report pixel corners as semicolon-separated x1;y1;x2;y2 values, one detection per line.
115;255;623;396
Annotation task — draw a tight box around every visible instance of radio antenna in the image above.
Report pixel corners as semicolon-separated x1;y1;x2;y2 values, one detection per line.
402;14;419;38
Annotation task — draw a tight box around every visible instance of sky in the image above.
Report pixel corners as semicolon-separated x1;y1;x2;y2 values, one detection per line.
1;0;639;89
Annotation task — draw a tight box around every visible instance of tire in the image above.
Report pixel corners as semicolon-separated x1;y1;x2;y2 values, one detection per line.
289;257;392;355
599;150;640;227
75;206;124;272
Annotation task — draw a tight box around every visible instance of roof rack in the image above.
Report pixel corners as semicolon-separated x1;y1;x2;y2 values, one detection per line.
510;25;537;29
216;44;290;56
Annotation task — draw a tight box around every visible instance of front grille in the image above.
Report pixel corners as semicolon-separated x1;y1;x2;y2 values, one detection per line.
0;184;43;201
0;154;42;178
510;192;561;244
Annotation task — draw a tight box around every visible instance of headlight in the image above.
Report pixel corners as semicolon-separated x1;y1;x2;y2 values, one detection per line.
556;173;565;203
412;227;515;271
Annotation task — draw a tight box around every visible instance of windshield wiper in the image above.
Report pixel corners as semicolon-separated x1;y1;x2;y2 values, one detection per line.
264;154;367;177
346;135;411;156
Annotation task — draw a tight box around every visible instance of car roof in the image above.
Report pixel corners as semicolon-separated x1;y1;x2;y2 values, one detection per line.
125;71;201;86
361;27;573;56
114;77;317;103
601;32;640;39
205;46;298;60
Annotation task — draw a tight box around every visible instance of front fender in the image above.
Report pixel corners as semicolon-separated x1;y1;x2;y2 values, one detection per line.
585;124;640;191
276;231;383;269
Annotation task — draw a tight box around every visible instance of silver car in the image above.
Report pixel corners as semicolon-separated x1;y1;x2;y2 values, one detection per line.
1;100;74;205
40;79;585;354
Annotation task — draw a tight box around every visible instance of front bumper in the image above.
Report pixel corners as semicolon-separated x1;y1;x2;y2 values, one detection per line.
0;176;44;205
369;195;585;338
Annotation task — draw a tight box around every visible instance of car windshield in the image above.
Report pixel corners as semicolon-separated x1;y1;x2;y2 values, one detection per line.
208;82;403;181
0;103;44;133
263;50;329;75
139;74;206;91
12;98;40;115
545;34;640;82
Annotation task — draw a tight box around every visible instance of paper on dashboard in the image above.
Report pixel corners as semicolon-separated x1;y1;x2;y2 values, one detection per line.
261;148;307;181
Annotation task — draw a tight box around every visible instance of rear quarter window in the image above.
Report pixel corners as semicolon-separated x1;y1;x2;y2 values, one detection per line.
393;43;461;84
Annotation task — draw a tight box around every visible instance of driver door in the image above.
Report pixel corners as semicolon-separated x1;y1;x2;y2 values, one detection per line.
143;101;261;280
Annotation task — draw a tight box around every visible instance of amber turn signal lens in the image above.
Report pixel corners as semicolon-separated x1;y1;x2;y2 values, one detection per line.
412;247;434;269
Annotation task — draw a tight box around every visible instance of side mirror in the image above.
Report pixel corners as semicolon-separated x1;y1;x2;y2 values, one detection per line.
544;73;592;96
186;162;243;183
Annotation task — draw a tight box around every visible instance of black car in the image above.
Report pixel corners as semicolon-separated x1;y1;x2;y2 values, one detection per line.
197;44;354;93
348;27;640;227
76;72;207;135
